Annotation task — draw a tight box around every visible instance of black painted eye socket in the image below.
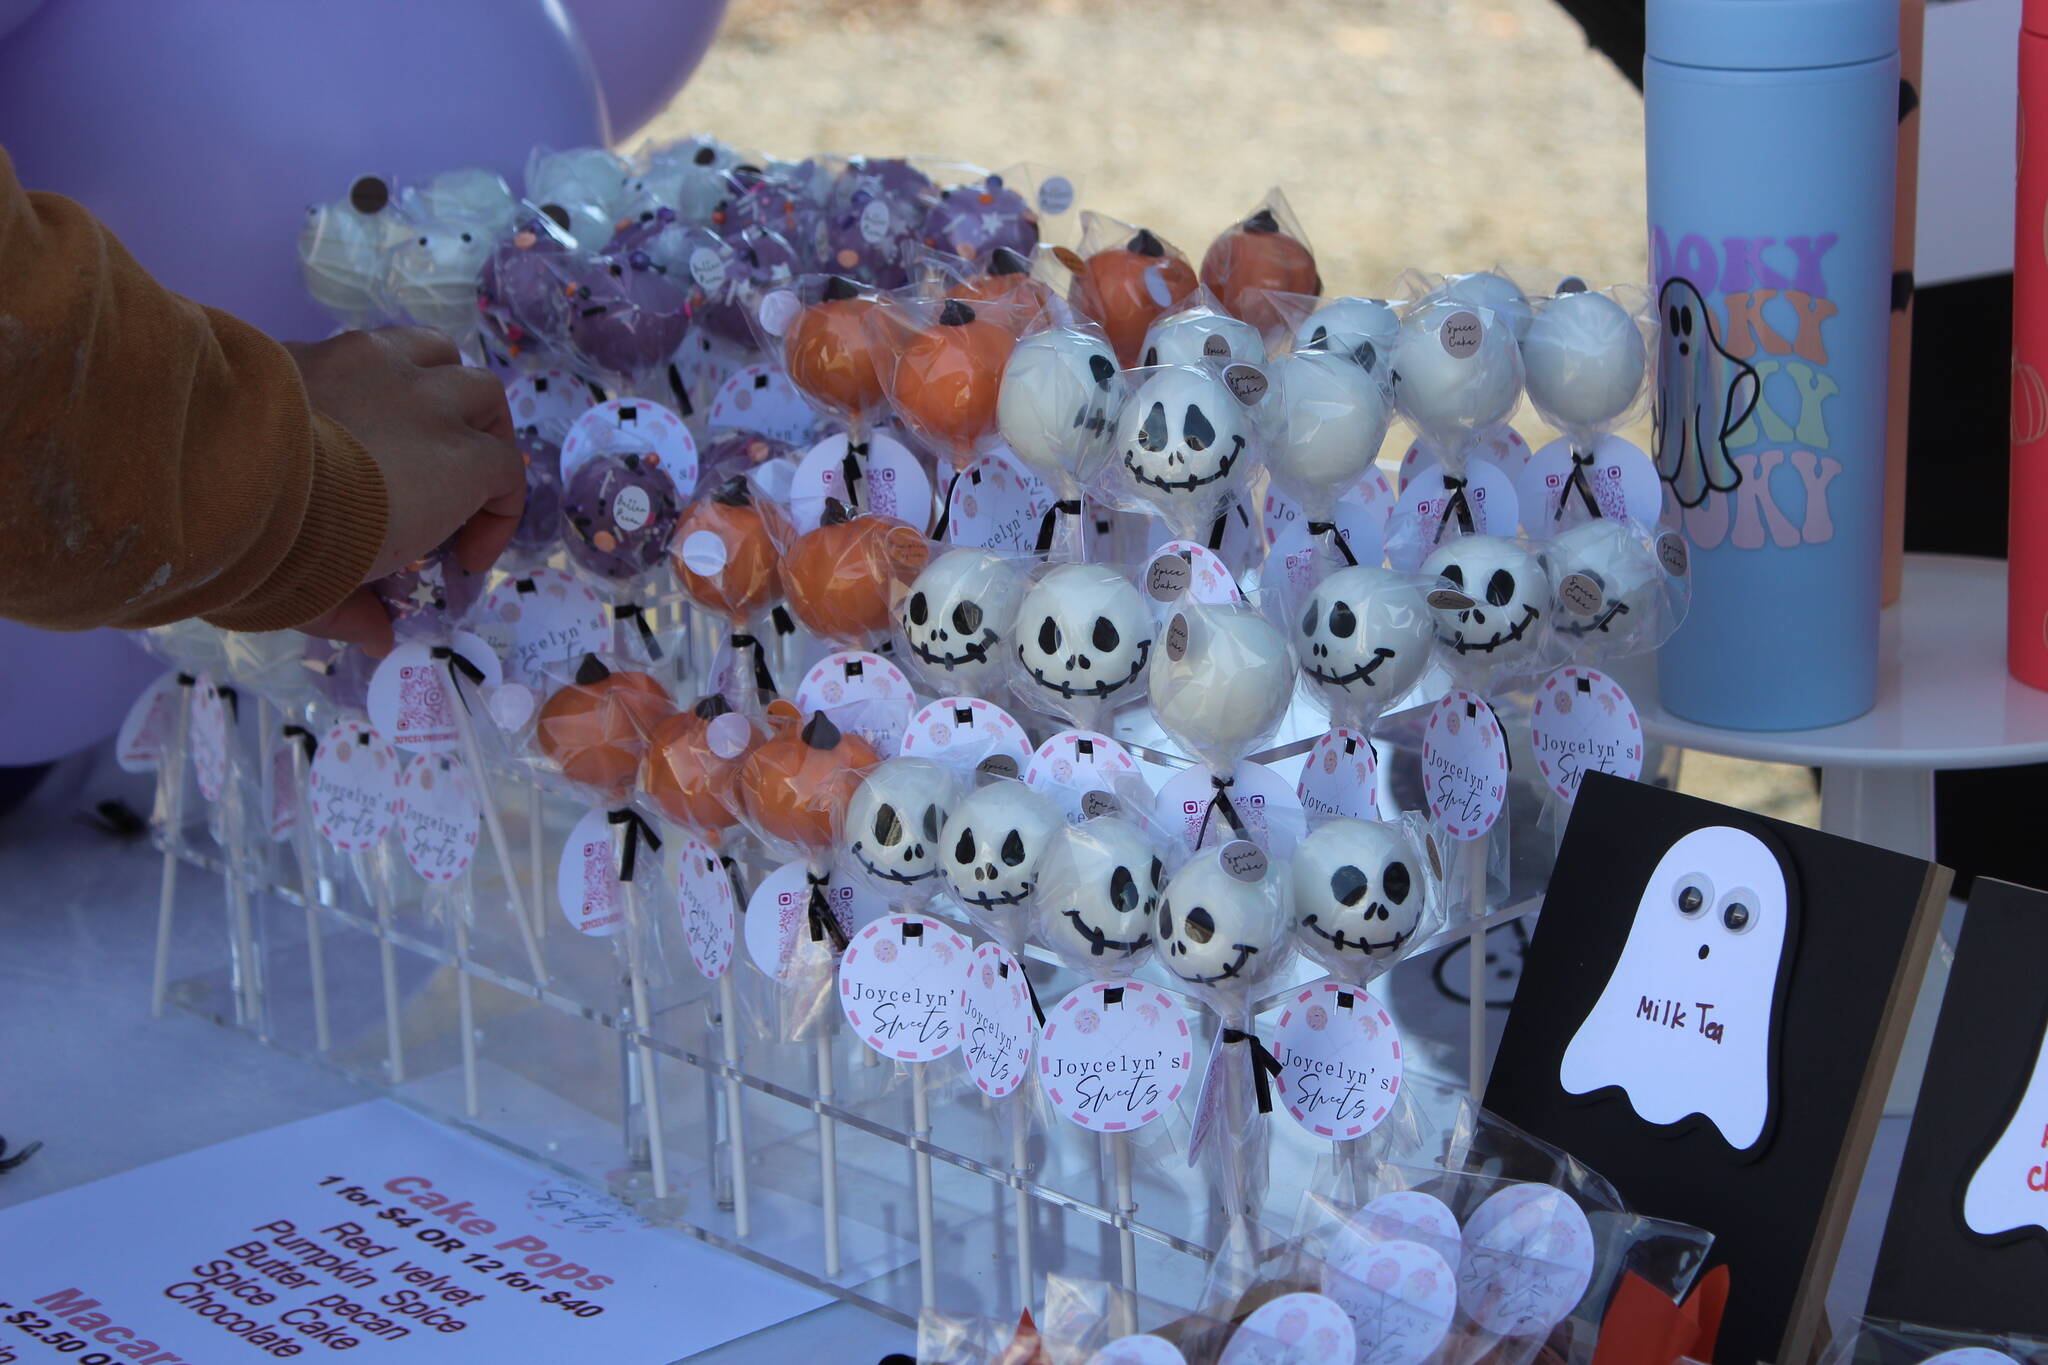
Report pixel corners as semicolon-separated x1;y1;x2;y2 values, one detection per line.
1138;402;1168;452
952;600;983;634
1486;569;1517;607
1328;600;1357;639
922;803;943;841
1331;865;1370;907
1093;616;1121;652
907;591;929;626
1383;861;1412;904
1157;900;1175;938
1110;865;1139;913
1089;353;1117;386
1184;906;1216;944
1149;856;1164;887
1300;598;1320;636
873;804;904;847
1184;405;1214;452
954;828;977;864
1439;563;1465;589
1038;617;1060;654
1001;830;1027;866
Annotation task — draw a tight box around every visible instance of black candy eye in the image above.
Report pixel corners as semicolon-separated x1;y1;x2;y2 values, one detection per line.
1001;830;1027;866
954;828;977;864
1328;601;1357;639
873;804;904;846
1331;865;1370;907
1110;866;1139;913
1158;900;1175;938
1184;406;1214;452
952;600;983;633
1383;861;1412;903
1486;570;1516;607
1038;617;1060;654
1149;856;1164;888
1138;402;1168;452
907;591;929;626
1184;906;1216;944
1093;616;1121;652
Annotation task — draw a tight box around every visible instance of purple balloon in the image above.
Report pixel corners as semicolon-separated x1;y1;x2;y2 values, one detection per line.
0;0;45;44
0;623;157;765
559;0;730;140
0;0;606;342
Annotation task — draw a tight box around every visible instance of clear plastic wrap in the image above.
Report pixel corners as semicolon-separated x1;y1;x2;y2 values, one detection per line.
819;155;936;289
770;274;899;431
1031;813;1168;973
919;169;1043;266
1067;213;1200;368
839;755;967;906
996;321;1125;555
1518;283;1660;539
1268;348;1396;563
523;145;632;238
1199;189;1323;334
1294;294;1404;370
402;167;519;238
1288;813;1442;982
298;175;412;329
777;501;932;647
639;693;762;842
1411;268;1538;344
1140;294;1267;369
897;546;1030;699
1291;563;1437;732
1157;843;1294;1004
940;244;1058;332
733;707;882;866
1148;599;1296;773
622;134;745;226
1104;363;1267;545
559;399;698;588
476;212;582;365
1539;518;1690;662
1817;1320;2048;1365
670;471;794;628
559;240;696;386
529;652;676;808
368;539;482;644
939;776;1065;943
1386;298;1525;489
1010;561;1157;728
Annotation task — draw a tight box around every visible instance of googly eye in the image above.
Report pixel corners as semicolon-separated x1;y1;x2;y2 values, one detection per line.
1673;873;1712;918
1718;888;1758;934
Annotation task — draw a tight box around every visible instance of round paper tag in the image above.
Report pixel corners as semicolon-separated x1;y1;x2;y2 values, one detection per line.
1163;613;1190;662
557;807;625;937
744;861;885;980
1531;667;1643;806
396;753;481;884
1319;1238;1456;1365
1037;176;1075;217
838;913;970;1061
504;367;598;445
1516;434;1661;535
1342;1191;1465;1269
957;942;1036;1098
858;198;891;244
1399;427;1530;489
1438;310;1482;359
1273;983;1404;1141
1220;839;1269;883
1026;729;1147;821
117;671;181;774
190;678;231;803
789;431;933;532
1265;509;1391;603
675;837;737;979
1262;468;1395;549
1385;457;1521;573
944;446;1054;552
560;398;698;496
1421;691;1508;841
366;633;503;755
1145;541;1243;616
1036;980;1193;1133
612;482;652;533
1153;760;1306;855
1086;1337;1185;1365
899;696;1034;772
308;718;400;854
707;363;820;445
1455;1183;1595;1338
1297;727;1381;821
795;650;917;756
1657;530;1691;578
1218;1292;1355;1365
472;569;612;690
687;245;726;293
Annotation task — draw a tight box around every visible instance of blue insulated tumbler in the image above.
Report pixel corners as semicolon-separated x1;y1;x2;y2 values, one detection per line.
1648;0;1899;730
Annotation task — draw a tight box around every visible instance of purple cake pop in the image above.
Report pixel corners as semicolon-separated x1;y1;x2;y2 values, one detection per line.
562;452;683;581
509;431;565;561
303;639;378;713
700;226;801;346
564;254;693;379
477;218;579;360
371;541;483;641
921;175;1039;264
698;429;799;486
821;158;934;289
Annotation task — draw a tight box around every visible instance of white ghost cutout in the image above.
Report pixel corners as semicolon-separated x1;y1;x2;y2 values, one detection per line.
1560;825;1791;1151
1962;1013;2048;1238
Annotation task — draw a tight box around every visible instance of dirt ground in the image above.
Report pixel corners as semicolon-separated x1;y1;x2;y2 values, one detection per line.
647;0;1822;828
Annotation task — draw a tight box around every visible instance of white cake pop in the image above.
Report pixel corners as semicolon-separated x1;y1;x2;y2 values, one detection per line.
1014;563;1155;719
1542;518;1666;655
1270;348;1393;506
844;757;963;896
1420;535;1553;674
1149;602;1296;771
1437;270;1534;341
1521;288;1647;435
383;219;494;335
527;146;632;222
1295;564;1435;719
941;780;1064;925
1290;818;1428;972
1388;302;1524;461
1140;303;1265;368
409;168;519;235
297;177;411;325
1294;296;1401;370
1156;845;1291;992
1033;817;1164;969
898;548;1028;698
997;327;1122;491
1112;364;1254;535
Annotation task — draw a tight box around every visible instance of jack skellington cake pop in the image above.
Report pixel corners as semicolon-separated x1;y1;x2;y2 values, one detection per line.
1157;845;1292;993
1420;534;1555;680
1033;817;1164;968
1289;817;1435;974
1294;564;1436;729
1109;363;1258;544
842;756;963;899
1013;563;1155;726
940;779;1063;931
898;548;1027;699
996;323;1122;556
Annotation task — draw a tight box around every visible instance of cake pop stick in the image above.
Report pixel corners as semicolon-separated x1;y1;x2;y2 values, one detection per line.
149;674;198;1019
439;653;548;985
281;725;333;1052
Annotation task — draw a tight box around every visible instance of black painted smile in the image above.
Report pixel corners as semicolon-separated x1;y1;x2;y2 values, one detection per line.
1176;942;1258;985
1020;639;1152;701
1441;605;1539;656
854;848;937;886
1305;648;1397;689
1061;908;1152;957
958;886;1030;910
1302;912;1413;958
909;630;998;671
1122;435;1245;494
1555;600;1630;639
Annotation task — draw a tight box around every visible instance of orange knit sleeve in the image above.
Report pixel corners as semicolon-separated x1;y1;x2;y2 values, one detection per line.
0;146;388;634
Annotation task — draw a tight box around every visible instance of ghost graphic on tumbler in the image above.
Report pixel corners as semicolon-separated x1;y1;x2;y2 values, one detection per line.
1560;825;1791;1152
1652;277;1760;508
1961;1016;2048;1240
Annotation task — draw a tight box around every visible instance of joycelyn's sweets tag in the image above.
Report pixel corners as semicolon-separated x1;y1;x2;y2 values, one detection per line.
1422;690;1508;841
676;837;737;980
308;718;400;854
116;671;181;774
190;678;231;804
556;807;626;937
1027;729;1145;821
796;650;917;756
1218;1292;1356;1365
957;941;1036;1098
1037;980;1194;1133
944;446;1053;553
899;696;1034;775
1531;666;1643;806
1274;982;1405;1141
396;753;481;884
1298;727;1381;821
838;913;970;1061
707;363;819;445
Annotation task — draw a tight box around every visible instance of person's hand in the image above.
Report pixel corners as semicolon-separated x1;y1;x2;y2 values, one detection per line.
285;328;524;656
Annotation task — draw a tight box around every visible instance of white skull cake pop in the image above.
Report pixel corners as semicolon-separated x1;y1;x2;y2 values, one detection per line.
1156;845;1291;991
1294;296;1400;370
1437;270;1534;341
1113;364;1254;534
1290;818;1428;972
1270;348;1393;505
1295;565;1435;716
409;167;519;235
527;146;632;223
941;780;1064;922
1521;288;1647;435
1542;519;1667;654
899;549;1027;698
1387;302;1524;460
1140;303;1265;368
996;326;1122;491
844;757;963;896
1014;563;1155;717
1420;535;1554;672
1149;602;1296;772
1033;817;1164;969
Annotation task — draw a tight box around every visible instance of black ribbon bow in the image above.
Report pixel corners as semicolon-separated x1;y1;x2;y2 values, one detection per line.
613;603;662;660
280;723;318;762
607;808;662;882
805;870;848;951
928;461;970;543
1553;446;1603;523
1435;474;1477;539
839;441;868;516
430;644;486;700
1033;497;1083;555
1306;520;1359;567
728;632;778;698
1221;1027;1285;1114
1194;774;1247;847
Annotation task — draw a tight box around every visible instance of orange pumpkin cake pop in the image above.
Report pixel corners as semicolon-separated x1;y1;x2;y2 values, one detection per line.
784;276;889;423
641;695;751;837
780;502;931;643
670;474;790;623
1071;227;1197;368
1200;207;1321;332
887;299;1015;459
737;710;880;854
948;247;1053;333
536;655;674;801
